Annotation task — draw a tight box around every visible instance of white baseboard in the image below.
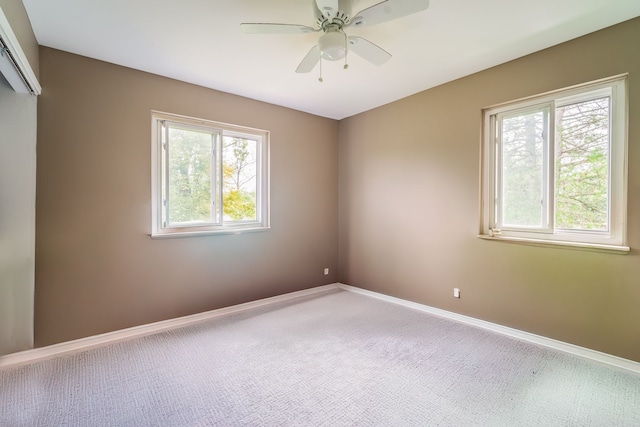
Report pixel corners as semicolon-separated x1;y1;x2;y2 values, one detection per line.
3;282;639;375
337;283;640;374
0;284;340;370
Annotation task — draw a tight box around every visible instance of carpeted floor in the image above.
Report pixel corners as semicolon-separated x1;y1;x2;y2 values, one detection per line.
1;288;639;426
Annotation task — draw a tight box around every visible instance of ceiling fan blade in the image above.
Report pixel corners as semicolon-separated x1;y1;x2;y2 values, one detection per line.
316;0;339;18
296;45;321;73
347;36;391;66
350;0;429;28
240;23;318;34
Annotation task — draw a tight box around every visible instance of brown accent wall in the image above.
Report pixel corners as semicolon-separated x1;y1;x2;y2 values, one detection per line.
339;17;640;362
35;47;338;347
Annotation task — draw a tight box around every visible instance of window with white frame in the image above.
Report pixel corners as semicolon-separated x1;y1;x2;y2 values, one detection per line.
480;76;628;252
151;112;269;237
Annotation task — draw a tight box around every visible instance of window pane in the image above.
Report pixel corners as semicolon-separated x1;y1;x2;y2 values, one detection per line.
222;136;257;222
501;110;546;228
555;97;609;231
167;127;212;224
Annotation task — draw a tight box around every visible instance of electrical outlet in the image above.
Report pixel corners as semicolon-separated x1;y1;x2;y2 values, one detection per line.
324;268;329;275
453;288;460;298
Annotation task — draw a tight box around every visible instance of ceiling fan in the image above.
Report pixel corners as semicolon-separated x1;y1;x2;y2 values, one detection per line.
240;0;430;79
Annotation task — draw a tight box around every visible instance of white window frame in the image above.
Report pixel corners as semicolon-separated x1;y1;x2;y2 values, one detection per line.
480;75;628;253
151;111;270;238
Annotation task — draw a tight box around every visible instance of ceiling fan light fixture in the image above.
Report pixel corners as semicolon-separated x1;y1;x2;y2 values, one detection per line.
318;31;346;61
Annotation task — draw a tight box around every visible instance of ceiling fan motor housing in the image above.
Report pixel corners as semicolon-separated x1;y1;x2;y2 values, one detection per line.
314;0;353;28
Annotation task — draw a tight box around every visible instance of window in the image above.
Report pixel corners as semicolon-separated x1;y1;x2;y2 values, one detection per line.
151;112;269;237
480;76;628;252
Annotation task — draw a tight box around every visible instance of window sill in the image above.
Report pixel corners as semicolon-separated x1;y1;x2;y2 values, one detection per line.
151;226;270;239
477;234;630;254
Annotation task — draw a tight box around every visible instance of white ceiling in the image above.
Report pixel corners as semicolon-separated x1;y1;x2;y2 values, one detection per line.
22;0;640;120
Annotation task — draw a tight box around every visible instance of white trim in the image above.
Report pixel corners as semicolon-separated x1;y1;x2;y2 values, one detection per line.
0;6;41;95
3;282;638;375
477;234;630;254
337;284;640;374
483;73;629;112
0;284;340;370
150;225;271;239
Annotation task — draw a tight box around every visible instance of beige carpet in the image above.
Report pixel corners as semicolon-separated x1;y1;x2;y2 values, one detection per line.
1;288;639;426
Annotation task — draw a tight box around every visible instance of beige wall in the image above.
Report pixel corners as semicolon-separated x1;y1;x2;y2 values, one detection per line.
339;17;640;362
0;0;38;356
35;47;339;347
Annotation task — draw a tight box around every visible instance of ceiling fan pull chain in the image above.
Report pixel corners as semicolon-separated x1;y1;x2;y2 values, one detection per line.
318;57;324;82
344;35;349;70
